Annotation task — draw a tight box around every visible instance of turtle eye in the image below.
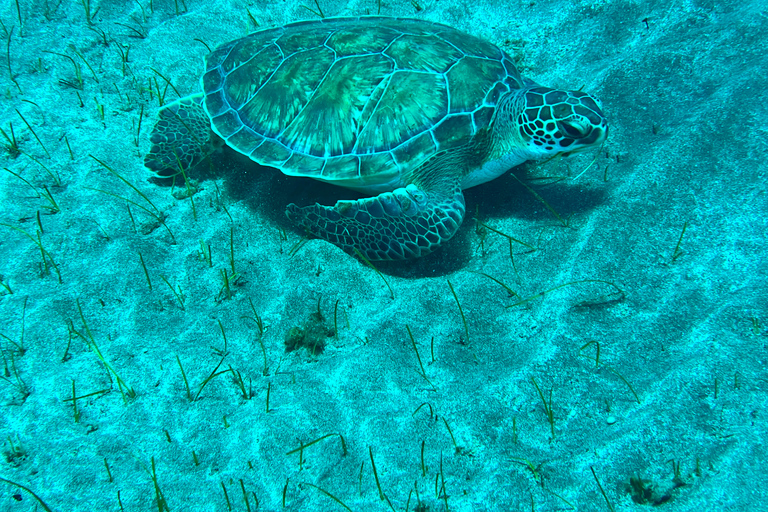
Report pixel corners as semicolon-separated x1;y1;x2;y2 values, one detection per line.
557;119;589;139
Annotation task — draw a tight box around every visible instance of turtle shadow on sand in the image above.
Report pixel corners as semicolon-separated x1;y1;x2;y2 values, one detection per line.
163;149;608;278
161;149;475;276
466;166;610;223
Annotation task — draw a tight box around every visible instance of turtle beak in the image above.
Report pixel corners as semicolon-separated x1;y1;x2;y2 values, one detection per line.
560;125;608;156
557;119;607;146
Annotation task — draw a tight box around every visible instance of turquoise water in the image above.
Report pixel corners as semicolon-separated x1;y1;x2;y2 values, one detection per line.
0;0;766;510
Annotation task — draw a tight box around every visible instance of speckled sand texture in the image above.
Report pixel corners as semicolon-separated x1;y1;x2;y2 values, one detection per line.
0;0;766;510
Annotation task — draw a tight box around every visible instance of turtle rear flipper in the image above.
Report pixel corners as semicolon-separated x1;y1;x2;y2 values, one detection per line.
144;93;216;179
286;183;466;261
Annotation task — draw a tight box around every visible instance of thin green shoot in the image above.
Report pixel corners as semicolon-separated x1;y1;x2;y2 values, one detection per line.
194;38;211;52
243;296;268;375
88;25;110;46
245;8;259;29
159;275;185;310
406;325;435;391
507;279;625;309
302;483;351;511
288;432;348;469
221;481;231;511
447;280;469;343
79;0;97;24
4;26;22;93
73;50;99;83
286;433;347;461
509;172;568;227
513;457;574;508
430;335;435;363
531;377;555;439
62;386;109;414
412;402;434;419
442;417;459;453
116;43;131;77
571;134;606;181
62;320;76;362
578;342;640;403
590;466;615;512
89;155;159;213
229;226;236;274
116;21;147;39
471;271;518;298
176;355;192;401
333;299;339;339
476;220;535;259
0;296;26;353
149;457;170;512
76;299;136;402
104;458;113;482
439;454;450;511
133;104;143;146
605;366;641;404
138;251;152;290
44;50;83;89
287;235;309;256
150;67;181;98
150;76;168;106
194;357;228;401
172;0;188;15
89;220;109;240
218;268;233;301
71;380;80;422
229;365;253;399
89;155;177;243
216;319;228;355
0;123;20;157
300;0;325;18
240;480;253;512
0;351;29;400
511;458;543;484
369;447;385;501
63;134;74;160
544;488;575;509
0;223;62;283
0;478;53;512
580;340;600;368
41;185;60;213
169;149;197;220
125;204;137;232
91;183;173;239
12;0;22;35
420;440;427;477
353;248;394;299
197;240;212;266
133;0;147;23
23;151;61;186
671;221;688;261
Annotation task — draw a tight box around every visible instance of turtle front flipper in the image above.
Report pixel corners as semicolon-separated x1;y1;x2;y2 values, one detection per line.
286;184;466;260
144;93;217;179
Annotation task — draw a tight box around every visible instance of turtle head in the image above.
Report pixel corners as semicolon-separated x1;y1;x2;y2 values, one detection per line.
512;86;607;158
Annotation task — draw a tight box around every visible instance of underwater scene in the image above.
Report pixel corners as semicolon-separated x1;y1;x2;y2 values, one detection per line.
0;0;766;510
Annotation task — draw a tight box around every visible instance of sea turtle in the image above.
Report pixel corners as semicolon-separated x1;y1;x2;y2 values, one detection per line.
145;16;607;260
